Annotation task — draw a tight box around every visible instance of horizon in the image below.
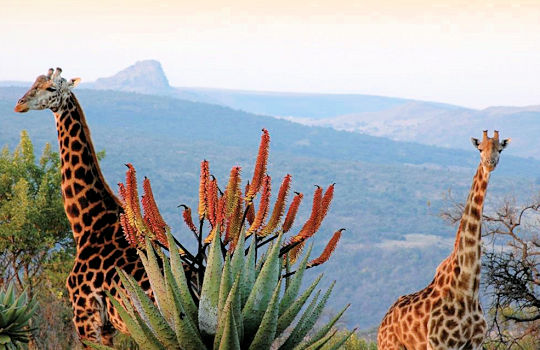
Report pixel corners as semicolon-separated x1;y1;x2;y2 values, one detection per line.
2;1;540;109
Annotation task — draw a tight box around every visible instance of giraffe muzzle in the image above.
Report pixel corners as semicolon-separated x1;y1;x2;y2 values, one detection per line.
14;100;30;113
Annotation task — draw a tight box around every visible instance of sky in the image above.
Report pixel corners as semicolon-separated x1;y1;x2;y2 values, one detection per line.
1;0;540;109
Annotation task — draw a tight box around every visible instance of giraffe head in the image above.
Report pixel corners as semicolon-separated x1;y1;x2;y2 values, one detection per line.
14;68;81;113
471;130;510;172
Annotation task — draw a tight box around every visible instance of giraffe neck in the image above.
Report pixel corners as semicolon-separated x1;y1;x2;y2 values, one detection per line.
451;163;489;297
53;93;122;246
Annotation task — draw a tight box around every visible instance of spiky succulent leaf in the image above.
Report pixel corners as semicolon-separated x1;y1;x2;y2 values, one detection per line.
242;232;283;338
299;304;350;349
117;270;177;348
218;305;240;350
321;329;356;350
166;229;198;323
105;291;165;350
218;254;233;312
82;341;117;350
300;330;337;350
241;234;257;305
280;244;313;315
139;238;172;322
285;282;336;349
276;274;323;336
199;225;223;340
279;289;321;350
214;276;240;350
248;279;282;350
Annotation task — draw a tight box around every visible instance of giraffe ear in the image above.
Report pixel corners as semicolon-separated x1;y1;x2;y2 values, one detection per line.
471;137;480;149
68;78;81;88
501;138;511;150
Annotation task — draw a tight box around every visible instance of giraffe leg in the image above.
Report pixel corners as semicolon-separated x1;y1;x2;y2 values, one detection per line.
71;290;110;348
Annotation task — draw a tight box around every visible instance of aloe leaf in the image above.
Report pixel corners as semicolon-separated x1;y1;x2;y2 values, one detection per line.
105;291;165;350
247;279;282;350
166;229;197;323
230;228;245;290
280;244;313;316
140;238;172;323
286;282;336;349
214;276;240;350
218;253;233;312
276;274;323;337
117;270;177;348
218;305;240;350
278;289;321;350
300;329;337;350
242;232;283;338
300;304;350;349
165;263;207;350
199;225;223;341
241;234;257;306
321;329;356;350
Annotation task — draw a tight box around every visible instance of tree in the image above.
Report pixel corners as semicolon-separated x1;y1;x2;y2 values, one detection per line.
0;130;72;294
442;193;539;349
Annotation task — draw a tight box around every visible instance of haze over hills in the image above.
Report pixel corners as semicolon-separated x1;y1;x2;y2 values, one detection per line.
1;62;539;329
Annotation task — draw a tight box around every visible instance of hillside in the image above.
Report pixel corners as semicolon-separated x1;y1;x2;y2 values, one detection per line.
1;86;538;329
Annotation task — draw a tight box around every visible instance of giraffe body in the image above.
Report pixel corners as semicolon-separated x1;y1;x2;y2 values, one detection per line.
377;131;510;350
15;69;151;345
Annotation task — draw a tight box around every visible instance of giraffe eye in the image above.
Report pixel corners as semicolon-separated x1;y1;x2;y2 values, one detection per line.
46;87;56;92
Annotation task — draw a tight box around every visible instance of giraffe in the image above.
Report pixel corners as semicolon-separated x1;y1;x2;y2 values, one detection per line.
377;130;510;350
14;68;152;346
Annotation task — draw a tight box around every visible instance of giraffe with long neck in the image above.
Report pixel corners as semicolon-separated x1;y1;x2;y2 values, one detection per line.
14;68;151;346
377;131;510;350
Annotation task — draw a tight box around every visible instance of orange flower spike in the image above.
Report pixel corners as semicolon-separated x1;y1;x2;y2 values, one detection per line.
248;175;271;236
287;240;306;265
297;185;322;240
118;182;127;205
217;194;227;234
206;176;218;227
226;190;244;248
120;213;137;248
246;129;270;201
179;205;197;234
261;174;291;237
308;229;345;267
198;160;210;220
225;166;242;216
282;192;303;233
315;183;334;232
123;164;146;235
141;177;168;246
245;182;255;225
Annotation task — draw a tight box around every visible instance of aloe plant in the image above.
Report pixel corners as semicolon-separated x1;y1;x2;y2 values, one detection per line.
0;283;37;350
85;129;352;349
86;228;351;350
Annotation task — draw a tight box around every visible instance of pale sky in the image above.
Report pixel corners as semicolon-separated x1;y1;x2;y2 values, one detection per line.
2;0;540;108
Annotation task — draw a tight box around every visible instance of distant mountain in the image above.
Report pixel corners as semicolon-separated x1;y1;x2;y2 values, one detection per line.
1;86;538;329
83;60;174;95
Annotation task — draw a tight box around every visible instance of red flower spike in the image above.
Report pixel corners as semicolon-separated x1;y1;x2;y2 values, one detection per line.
261;174;291;237
246;129;270;201
198;160;210;220
245;182;255;225
308;229;345;267
297;186;323;240
141;177;168;247
180;205;197;234
282;192;303;233
315;183;334;232
224;166;242;216
206;176;218;228
248;175;271;236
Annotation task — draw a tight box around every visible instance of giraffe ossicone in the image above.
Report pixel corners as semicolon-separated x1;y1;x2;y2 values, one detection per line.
377;130;510;350
15;68;152;347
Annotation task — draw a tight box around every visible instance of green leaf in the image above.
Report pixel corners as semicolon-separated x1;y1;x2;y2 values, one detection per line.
140;238;172;323
280;244;313;316
278;289;321;350
242;232;283;339
166;229;198;323
241;233;256;306
218;305;240;350
276;274;323;337
82;340;117;350
105;291;165;350
199;225;224;341
117;269;178;348
321;329;356;350
300;330;337;350
248;279;282;350
299;304;350;349
214;275;241;350
164;263;207;350
218;253;233;313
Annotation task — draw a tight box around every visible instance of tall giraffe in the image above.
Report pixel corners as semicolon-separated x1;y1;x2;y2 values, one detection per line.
377;131;510;350
14;68;151;346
